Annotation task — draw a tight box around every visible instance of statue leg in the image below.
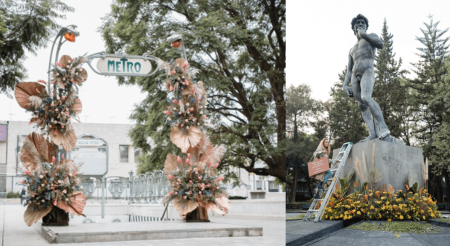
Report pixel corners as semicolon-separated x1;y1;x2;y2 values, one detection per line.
360;69;390;139
351;75;377;142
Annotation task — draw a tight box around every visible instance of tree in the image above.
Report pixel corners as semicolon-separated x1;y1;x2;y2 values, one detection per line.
100;0;286;181
328;68;367;149
373;19;409;140
430;121;450;203
0;0;73;97
285;83;320;202
407;15;449;157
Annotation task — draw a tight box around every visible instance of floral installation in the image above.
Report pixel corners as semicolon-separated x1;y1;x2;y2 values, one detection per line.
321;182;441;222
158;57;230;219
14;55;88;226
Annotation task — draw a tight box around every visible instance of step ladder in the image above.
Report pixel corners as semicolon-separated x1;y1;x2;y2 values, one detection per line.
303;142;353;222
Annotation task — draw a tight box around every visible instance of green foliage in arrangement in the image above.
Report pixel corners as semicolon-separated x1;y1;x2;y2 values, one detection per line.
0;0;73;97
322;185;441;222
99;0;286;182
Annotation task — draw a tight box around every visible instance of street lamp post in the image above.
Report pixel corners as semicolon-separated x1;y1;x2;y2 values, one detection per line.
47;25;80;94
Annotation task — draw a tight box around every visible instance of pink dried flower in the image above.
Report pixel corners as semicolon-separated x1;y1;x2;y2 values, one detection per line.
164;110;170;115
173;100;179;105
183;62;188;68
63;190;67;194
216;177;224;182
24;170;30;175
169;175;175;179
56;62;62;67
183;196;187;199
198;177;202;180
177;178;181;182
181;124;184;127
186;159;190;165
193;118;197;122
214;163;219;169
208;162;212;167
170;85;174;91
202;115;207;119
199;191;202;194
53;201;57;206
177;156;182;164
41;199;45;203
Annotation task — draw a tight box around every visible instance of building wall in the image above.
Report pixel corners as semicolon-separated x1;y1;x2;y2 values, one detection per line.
0;121;139;193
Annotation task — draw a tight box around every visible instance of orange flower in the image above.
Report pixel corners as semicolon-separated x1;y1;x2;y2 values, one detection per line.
364;194;368;201
376;191;380;197
390;186;394;193
354;181;359;188
405;184;410;190
419;188;422;194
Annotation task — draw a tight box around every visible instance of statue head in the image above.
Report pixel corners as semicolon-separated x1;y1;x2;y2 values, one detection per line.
351;14;369;35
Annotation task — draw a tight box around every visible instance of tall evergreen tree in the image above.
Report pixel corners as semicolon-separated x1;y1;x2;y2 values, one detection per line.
100;0;286;181
407;15;449;157
328;68;367;149
0;0;73;97
373;19;409;140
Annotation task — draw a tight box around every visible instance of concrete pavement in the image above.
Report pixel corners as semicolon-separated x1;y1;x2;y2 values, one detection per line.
0;201;285;246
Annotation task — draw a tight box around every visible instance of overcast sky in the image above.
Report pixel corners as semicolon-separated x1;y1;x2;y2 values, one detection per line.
2;1;450;124
0;0;147;124
287;0;450;103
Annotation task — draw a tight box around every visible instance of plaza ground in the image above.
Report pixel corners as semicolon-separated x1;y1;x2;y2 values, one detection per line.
287;213;450;245
0;199;285;246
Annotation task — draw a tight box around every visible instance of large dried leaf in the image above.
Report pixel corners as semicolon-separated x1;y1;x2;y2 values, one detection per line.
15;82;46;109
209;145;227;165
29;132;55;163
59;55;72;67
19;133;55;172
74;68;88;84
24;204;52;226
170;126;202;153
56;191;86;216
50;125;77;151
65;90;77;107
174;197;198;219
27;95;43;108
71;98;82;115
164;153;181;179
368;167;383;185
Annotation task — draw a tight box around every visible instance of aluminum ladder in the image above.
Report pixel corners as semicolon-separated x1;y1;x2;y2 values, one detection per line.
303;142;353;222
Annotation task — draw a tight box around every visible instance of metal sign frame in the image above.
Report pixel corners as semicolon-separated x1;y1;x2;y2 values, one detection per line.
69;134;109;177
85;51;160;77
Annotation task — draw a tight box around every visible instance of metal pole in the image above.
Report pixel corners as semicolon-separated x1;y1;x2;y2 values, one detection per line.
102;175;105;218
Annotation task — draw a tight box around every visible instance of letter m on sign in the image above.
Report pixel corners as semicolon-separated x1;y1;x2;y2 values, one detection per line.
107;60;115;72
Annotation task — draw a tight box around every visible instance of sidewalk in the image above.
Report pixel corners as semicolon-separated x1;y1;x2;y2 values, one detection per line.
0;201;285;246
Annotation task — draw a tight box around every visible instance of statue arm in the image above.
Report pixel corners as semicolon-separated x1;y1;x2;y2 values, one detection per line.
360;32;383;49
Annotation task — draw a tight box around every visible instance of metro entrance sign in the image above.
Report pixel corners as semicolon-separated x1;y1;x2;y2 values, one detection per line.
85;51;160;77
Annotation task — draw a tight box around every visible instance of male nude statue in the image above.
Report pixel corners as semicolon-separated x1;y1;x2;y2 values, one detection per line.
343;14;390;142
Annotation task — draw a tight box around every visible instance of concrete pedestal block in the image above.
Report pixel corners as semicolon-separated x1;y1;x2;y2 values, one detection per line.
332;139;424;191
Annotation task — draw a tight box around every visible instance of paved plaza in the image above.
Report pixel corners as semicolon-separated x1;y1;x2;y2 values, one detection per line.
0;199;285;246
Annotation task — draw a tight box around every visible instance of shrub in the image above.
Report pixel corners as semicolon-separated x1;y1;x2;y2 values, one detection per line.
6;191;20;198
322;187;441;221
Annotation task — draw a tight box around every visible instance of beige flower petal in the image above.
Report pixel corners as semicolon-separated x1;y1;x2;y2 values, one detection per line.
24;204;53;227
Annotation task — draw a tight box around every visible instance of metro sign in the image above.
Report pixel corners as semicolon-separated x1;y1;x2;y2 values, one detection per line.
86;51;159;77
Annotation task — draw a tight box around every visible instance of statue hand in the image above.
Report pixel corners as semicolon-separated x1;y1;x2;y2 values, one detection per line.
357;28;366;38
343;85;353;97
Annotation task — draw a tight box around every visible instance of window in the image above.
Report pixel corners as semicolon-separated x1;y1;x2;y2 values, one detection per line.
269;181;279;192
256;181;262;190
119;145;129;163
134;148;141;163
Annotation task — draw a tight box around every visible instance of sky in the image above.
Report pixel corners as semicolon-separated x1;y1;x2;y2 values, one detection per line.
287;0;450;103
0;0;147;124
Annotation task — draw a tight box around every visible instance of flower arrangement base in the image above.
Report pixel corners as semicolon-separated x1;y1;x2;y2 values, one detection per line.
185;206;210;222
42;206;69;226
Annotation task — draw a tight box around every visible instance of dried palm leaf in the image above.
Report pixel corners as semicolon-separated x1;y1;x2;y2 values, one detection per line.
209;145;227;166
355;157;364;183
27;95;43;108
50;125;77;151
362;151;369;180
164;153;181;179
15;82;46;109
74;68;88;84
30;132;55;163
418;202;428;215
170;126;202;153
24;204;53;226
174;197;198;219
71;98;82;115
368;167;383;185
182;83;195;96
59;55;72;67
65;90;77;107
56;78;65;89
56;191;86;216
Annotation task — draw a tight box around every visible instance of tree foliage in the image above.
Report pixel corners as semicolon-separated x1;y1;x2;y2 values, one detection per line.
0;0;73;97
100;0;286;181
407;16;449;157
373;19;410;141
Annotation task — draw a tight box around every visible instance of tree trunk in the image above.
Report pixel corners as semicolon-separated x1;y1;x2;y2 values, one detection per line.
446;171;450;204
436;174;443;203
290;163;297;203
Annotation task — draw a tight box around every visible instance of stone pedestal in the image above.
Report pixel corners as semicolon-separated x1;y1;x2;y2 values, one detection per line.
332;139;424;192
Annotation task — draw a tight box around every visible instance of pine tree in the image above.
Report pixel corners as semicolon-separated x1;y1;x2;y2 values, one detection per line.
373;19;409;140
407;15;450;157
329;68;367;149
100;0;286;181
0;0;73;97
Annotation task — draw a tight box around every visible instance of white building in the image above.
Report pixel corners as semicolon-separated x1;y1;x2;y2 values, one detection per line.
0;121;284;200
